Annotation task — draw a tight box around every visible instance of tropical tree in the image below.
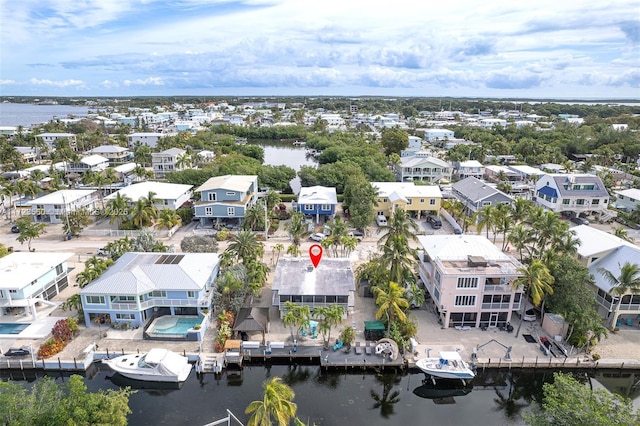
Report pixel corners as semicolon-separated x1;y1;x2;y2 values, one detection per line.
180;235;218;253
374;282;409;334
244;203;267;232
61;207;91;237
312;304;345;348
281;301;310;341
612;226;633;242
129;198;156;229
377;208;418;286
15;216;47;251
285;212;308;250
271;243;284;265
157;208;182;230
227;230;264;264
104;192;131;229
513;260;555;337
597;261;640;327
245;377;298;426
475;204;497;239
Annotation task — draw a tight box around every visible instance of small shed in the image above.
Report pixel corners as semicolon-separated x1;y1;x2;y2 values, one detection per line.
541;313;568;340
364;320;385;341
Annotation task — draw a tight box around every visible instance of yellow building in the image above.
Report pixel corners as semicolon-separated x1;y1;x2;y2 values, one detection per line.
372;182;442;219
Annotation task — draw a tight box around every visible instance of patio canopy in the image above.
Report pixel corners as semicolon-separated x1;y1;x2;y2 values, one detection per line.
233;307;269;333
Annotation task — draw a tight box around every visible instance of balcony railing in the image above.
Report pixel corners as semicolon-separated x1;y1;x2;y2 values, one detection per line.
481;302;511;310
618;302;640;312
484;285;511;293
596;294;614;311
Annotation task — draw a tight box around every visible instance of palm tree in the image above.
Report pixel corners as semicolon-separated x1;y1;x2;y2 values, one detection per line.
374;282;409;334
286;243;301;257
91;172;109;208
15;216;47;251
475;204;497;239
245;377;298;426
227;230;264;264
312;305;345;348
285;212;308;250
324;216;348;257
612;226;633;242
244;204;266;232
508;224;534;261
377;208;418;285
157;208;182;230
132;164;152;182
105;193;131;229
272;243;284;265
597;262;640;327
513;260;555;337
130;199;155;229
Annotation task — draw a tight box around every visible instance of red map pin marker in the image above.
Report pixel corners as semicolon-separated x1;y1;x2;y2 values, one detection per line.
309;244;323;268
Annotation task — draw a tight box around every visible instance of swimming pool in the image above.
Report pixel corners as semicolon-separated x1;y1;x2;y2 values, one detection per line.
148;316;202;336
0;323;30;335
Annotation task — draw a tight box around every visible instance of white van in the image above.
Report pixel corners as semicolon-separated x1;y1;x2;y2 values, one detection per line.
376;215;388;226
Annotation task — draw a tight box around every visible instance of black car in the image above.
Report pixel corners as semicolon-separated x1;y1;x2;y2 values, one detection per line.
4;346;30;357
10;224;20;233
426;215;442;229
570;216;589;226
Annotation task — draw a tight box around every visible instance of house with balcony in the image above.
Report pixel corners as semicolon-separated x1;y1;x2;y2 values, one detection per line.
15;147;38;164
35;132;77;149
373;181;442;219
105;181;193;211
417;234;524;328
455;160;484;180
27;189;98;223
451;177;513;215
292;185;338;224
534;174;610;219
127;132;166;148
423;128;454;144
271;258;355;318
152;148;187;179
193;174;258;227
0;252;73;320
612;188;640;212
589;245;640;328
66;154;109;174
395;155;452;183
80;253;220;337
88;145;132;165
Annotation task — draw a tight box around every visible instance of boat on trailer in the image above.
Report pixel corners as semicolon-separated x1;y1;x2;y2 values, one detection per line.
102;348;192;383
416;351;476;380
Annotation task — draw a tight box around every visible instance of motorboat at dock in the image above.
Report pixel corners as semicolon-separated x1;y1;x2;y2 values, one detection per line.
416;351;476;380
102;348;192;383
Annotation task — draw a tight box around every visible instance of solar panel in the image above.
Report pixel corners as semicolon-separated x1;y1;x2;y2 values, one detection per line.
155;254;184;265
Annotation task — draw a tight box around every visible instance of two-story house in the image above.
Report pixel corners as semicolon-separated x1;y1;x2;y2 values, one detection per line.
105;181;193;212
455;160;484;180
88;145;132;165
0;252;74;320
27;189;98;223
152;148;187;179
193;175;258;227
80;252;220;338
373;182;442;220
613;188;640;212
293;186;338;224
452;177;513;215
417;235;524;329
395;155;452;183
35;132;77;150
271;258;355;318
66;154;109;174
534;174;610;218
127;132;167;149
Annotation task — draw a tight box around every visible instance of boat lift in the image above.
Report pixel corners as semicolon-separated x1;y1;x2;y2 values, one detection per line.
473;339;512;361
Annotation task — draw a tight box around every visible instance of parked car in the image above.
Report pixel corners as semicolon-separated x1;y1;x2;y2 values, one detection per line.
96;247;110;256
426;215;442;229
348;230;365;241
570;216;589;226
309;233;326;242
376;215;388;226
10;224;20;233
522;309;537;322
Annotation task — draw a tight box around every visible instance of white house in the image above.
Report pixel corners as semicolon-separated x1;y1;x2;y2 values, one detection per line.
534;174;610;217
88;145;132;164
0;252;74;320
395;155;452;183
36;132;77;149
66;154;109;174
152;148;188;179
479;118;507;129
105;181;193;211
15;147;37;163
423;128;454;143
27;189;98;223
455;160;484;179
127;132;166;148
613;188;640;212
407;135;423;149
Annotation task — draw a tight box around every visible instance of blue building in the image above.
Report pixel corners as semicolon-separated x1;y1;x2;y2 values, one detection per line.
293;185;338;224
80;252;220;339
193;175;258;227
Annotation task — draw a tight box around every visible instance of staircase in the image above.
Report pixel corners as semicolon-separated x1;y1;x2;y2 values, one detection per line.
196;353;225;373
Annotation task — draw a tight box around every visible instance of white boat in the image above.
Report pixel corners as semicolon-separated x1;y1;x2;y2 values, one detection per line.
102;348;192;383
416;351;476;380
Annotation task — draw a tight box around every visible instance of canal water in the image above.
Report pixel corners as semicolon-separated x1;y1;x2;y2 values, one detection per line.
0;103;89;127
3;365;639;426
250;139;317;193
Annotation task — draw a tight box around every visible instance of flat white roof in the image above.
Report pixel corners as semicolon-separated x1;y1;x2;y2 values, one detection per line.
418;234;512;262
105;181;192;201
373;182;442;198
572;225;637;258
80;154;109;165
27;189;96;206
195;175;257;193
0;252;74;289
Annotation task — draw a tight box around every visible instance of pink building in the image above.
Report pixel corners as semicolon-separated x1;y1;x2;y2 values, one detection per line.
417;235;524;329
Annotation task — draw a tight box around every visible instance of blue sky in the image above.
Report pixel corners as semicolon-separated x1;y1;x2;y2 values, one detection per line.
1;0;639;98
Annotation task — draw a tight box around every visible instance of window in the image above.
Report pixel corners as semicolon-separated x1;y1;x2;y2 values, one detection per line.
455;295;476;306
205;207;212;216
383;198;388;203
226;191;235;196
304;204;314;210
457;277;478;289
151;291;166;298
111;295;134;302
207;192;217;201
562;199;570;205
227;207;235;216
420;199;425;203
337;296;348;304
482;201;491;206
592;199;600;205
430;199;436;205
86;295;105;304
434;270;441;284
583;184;595;190
55;264;64;275
576;199;585;205
572;185;580;190
433;287;440;302
406;199;412;205
187;291;195;298
115;313;135;320
321;204;330;210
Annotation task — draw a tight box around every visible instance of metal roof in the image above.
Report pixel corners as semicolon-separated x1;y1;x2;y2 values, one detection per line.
272;258;355;296
195;175;257;193
105;181;192;202
298;186;338;204
590;245;640;293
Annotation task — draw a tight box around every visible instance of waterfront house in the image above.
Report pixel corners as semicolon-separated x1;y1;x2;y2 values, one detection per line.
66;154;109;174
395;155;452;183
27;189;98;223
451;177;513;215
571;224;637;268
151;148;187;179
271;258;355;318
193;174;258;227
80;252;220;334
0;252;74;321
534;173;610;219
105;181;193;211
417;235;524;328
372;181;442;220
35;132;77;150
293;185;338;224
88;145;132;165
